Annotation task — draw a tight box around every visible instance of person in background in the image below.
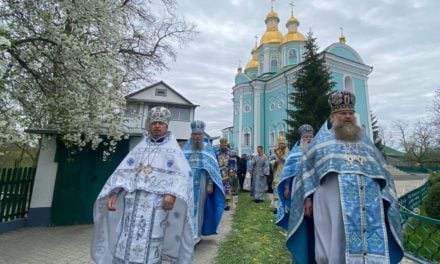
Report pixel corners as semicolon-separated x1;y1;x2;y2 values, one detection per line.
237;154;248;191
216;137;237;211
270;135;289;214
183;120;225;244
275;124;314;228
249;145;270;202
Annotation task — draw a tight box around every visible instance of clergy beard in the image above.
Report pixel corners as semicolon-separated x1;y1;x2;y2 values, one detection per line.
300;140;309;151
192;138;204;151
333;120;361;142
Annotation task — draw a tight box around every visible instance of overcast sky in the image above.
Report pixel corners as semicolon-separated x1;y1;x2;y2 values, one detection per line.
156;0;440;144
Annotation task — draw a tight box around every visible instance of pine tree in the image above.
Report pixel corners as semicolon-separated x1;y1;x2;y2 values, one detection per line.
370;111;384;151
286;31;335;144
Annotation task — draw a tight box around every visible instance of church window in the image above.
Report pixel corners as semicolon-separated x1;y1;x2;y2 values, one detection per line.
277;100;283;109
243;127;251;147
288;49;298;65
344;76;354;93
243;104;251;113
269;126;275;147
277;123;286;139
270;103;275;111
289;49;297;58
270;59;278;72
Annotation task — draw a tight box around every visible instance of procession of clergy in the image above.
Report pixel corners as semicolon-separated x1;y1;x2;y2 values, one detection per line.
90;91;404;264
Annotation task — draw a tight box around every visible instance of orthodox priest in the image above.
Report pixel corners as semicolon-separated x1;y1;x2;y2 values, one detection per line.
275;124;313;229
249;145;270;202
216;137;237;210
286;91;403;264
183;120;225;244
91;106;194;264
270;135;289;213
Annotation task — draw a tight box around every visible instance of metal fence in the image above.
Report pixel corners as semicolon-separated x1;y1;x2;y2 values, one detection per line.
0;167;36;223
398;179;440;263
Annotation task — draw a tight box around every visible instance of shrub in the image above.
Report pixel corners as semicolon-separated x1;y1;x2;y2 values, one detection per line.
423;183;440;220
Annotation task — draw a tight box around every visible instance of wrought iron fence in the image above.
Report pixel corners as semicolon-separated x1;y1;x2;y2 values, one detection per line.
0;167;36;223
398;179;439;262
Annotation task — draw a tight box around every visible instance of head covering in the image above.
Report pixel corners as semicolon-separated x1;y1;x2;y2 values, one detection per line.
277;135;287;145
219;137;228;145
191;120;206;134
147;106;171;125
328;91;356;113
298;124;314;137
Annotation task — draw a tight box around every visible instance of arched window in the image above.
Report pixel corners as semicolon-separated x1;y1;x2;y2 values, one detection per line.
289;49;297;58
277;123;286;139
243;127;251;147
270;58;278;72
259;56;264;73
344;75;354;93
269;126;275;147
288;49;298;65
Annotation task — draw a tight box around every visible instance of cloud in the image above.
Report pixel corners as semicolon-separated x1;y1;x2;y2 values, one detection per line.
155;0;440;142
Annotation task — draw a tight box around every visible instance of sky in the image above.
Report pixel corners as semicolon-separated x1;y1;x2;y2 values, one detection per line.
156;0;440;145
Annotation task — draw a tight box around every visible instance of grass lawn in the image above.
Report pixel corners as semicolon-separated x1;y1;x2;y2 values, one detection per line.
215;191;293;264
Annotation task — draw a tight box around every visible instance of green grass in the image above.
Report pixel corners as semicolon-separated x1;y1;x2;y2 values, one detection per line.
215;192;292;264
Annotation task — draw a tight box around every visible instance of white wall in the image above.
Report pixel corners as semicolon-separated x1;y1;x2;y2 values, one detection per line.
130;83;189;104
169;120;192;140
30;136;58;208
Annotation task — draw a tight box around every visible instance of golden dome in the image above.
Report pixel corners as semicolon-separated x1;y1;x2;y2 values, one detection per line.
287;16;299;25
281;31;305;44
260;30;283;45
245;60;258;69
266;10;279;20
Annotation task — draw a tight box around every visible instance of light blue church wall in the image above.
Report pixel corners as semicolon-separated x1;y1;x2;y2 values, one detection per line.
263;88;288;153
281;43;302;65
353;78;371;136
328;47;361;63
241;94;254;154
331;72;344;91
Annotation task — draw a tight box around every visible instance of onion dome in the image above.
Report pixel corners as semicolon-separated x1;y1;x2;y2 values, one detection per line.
281;13;305;45
245;42;259;70
260;9;283;45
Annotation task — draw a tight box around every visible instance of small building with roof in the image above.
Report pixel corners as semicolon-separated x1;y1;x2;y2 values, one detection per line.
22;81;201;230
227;4;373;155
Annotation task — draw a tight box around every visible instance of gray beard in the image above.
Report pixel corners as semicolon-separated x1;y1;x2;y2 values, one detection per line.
333;121;361;142
192;139;204;151
300;140;309;151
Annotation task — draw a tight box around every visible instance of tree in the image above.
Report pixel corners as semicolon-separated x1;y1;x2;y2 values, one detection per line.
0;0;196;157
431;88;440;146
394;119;436;165
370;111;383;151
285;31;335;144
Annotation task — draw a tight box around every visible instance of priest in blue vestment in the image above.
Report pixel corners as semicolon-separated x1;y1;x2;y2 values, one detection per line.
286;91;404;264
183;120;225;244
276;124;314;229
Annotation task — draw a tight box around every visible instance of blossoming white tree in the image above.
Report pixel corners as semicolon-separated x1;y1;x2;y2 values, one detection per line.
0;0;196;157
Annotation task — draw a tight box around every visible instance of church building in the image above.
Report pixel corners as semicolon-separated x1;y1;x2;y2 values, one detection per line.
224;4;373;155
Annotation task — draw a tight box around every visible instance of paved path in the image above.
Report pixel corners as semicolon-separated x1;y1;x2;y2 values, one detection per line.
0;208;234;264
